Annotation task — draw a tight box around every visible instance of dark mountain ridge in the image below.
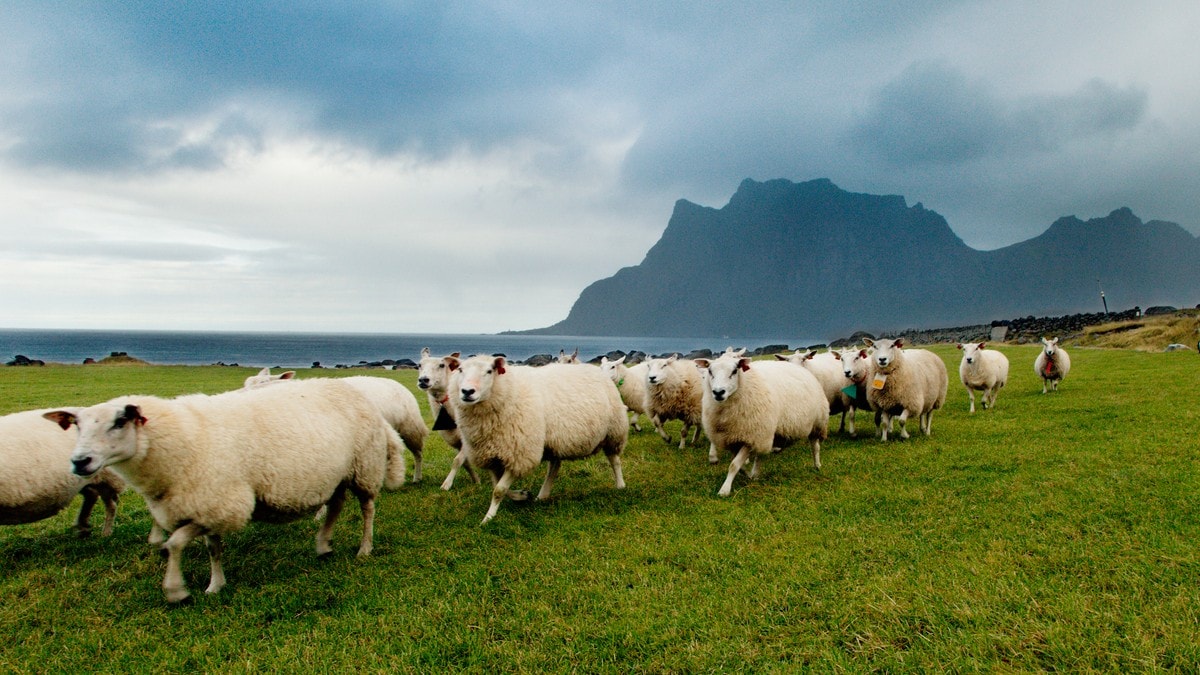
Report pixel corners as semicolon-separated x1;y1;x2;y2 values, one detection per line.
525;178;1200;339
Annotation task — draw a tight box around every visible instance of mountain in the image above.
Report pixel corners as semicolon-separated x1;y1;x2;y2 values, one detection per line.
525;178;1200;339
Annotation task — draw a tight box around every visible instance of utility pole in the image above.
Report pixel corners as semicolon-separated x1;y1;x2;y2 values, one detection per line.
1098;278;1109;315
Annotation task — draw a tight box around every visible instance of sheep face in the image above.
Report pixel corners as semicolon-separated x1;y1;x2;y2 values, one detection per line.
645;355;679;387
418;349;460;395
599;356;626;383
958;342;986;365
456;356;507;405
868;338;904;372
43;403;147;477
695;355;750;403
1041;337;1060;358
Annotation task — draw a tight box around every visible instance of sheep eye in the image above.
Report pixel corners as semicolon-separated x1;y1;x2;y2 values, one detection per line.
113;418;127;430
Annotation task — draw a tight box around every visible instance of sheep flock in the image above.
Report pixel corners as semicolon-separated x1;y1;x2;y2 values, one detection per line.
3;336;1072;602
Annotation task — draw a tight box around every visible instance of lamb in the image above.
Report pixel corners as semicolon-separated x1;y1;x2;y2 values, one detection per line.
244;368;426;484
693;355;829;497
445;355;628;524
0;409;125;537
598;356;650;432
416;348;480;490
775;349;855;435
644;354;704;450
861;338;948;441
1034;337;1072;393
957;342;1010;412
43;378;402;603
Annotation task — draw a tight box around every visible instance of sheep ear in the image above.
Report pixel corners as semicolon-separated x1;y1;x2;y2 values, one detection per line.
256;367;271;376
894;338;905;348
442;356;460;371
615;356;626;365
978;342;986;350
43;410;79;431
666;354;679;363
956;343;963;350
862;338;874;347
421;347;431;358
831;350;842;360
805;351;817;360
278;371;296;380
121;404;147;427
738;357;752;372
773;354;787;361
858;349;868;359
694;358;709;369
493;356;507;375
450;352;461;358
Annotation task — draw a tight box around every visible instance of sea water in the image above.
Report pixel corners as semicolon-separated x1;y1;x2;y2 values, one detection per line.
0;329;814;368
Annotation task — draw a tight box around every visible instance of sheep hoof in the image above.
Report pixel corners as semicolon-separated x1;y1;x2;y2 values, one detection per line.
164;588;192;604
507;490;532;502
75;527;92;539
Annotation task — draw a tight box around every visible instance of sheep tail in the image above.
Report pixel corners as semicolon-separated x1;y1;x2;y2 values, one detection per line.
384;429;408;491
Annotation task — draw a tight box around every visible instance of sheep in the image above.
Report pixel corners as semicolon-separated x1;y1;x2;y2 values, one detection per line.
244;368;426;484
775;349;855;435
1034;337;1072;393
861;338;948;441
43;378;401;603
644;354;704;451
557;348;580;364
839;346;879;437
445;355;627;524
0;409;125;537
417;348;480;490
598;356;651;432
693;355;829;497
957;342;1010;412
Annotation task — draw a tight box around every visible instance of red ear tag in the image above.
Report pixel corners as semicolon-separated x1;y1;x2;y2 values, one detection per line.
496;366;506;375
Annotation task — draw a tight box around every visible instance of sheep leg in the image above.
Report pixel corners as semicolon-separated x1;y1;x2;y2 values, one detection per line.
837;409;846;433
482;469;519;525
653;415;671;444
719;447;752;497
316;486;348;557
74;486;100;538
968;389;976;413
748;453;761;480
351;488;375;557
204;534;225;595
847;407;857;438
922;410;934;436
896;411;911;439
677;424;690;450
410;448;423;484
536;459;562;501
707;441;719;464
605;452;626;489
97;484;120;537
162;522;206;603
441;448;473;491
811;439;822;471
148;522;166;546
879;412;891;441
628;410;642;432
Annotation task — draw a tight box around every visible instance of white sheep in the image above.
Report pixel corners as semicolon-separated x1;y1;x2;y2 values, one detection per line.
417;348;480;490
693;355;829;497
244;368;425;484
598;356;650;432
1034;337;1072;393
557;348;580;364
861;338;948;441
838;347;878;437
445;355;628;524
43;379;401;603
775;349;855;435
0;409;125;537
957;342;1010;412
644;354;704;450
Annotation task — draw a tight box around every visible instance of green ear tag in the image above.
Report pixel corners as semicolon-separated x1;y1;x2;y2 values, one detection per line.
841;384;857;399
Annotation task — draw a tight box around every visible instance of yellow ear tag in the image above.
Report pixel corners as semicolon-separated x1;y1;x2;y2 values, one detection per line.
871;373;888;390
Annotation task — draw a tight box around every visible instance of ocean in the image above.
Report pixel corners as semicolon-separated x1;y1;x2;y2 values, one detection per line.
0;329;813;368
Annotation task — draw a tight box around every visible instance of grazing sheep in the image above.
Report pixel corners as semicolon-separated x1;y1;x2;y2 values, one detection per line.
693;355;829;497
1034;337;1072;393
244;368;425;484
599;356;650;432
446;355;627;524
44;379;400;603
957;342;1010;412
861;338;948;441
0;409;125;537
776;349;855;435
417;349;479;490
644;354;704;450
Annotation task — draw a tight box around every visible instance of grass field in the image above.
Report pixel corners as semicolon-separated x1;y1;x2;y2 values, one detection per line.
1;345;1199;672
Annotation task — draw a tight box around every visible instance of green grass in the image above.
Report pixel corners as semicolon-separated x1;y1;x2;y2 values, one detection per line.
2;346;1199;672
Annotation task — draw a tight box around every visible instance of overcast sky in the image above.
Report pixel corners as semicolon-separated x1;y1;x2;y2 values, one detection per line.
2;1;1197;333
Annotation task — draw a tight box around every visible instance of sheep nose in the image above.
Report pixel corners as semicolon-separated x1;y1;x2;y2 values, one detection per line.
71;457;94;476
712;389;726;401
460;388;476;400
417;376;430;388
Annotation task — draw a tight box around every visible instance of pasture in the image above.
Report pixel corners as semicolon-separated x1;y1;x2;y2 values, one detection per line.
1;344;1198;672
